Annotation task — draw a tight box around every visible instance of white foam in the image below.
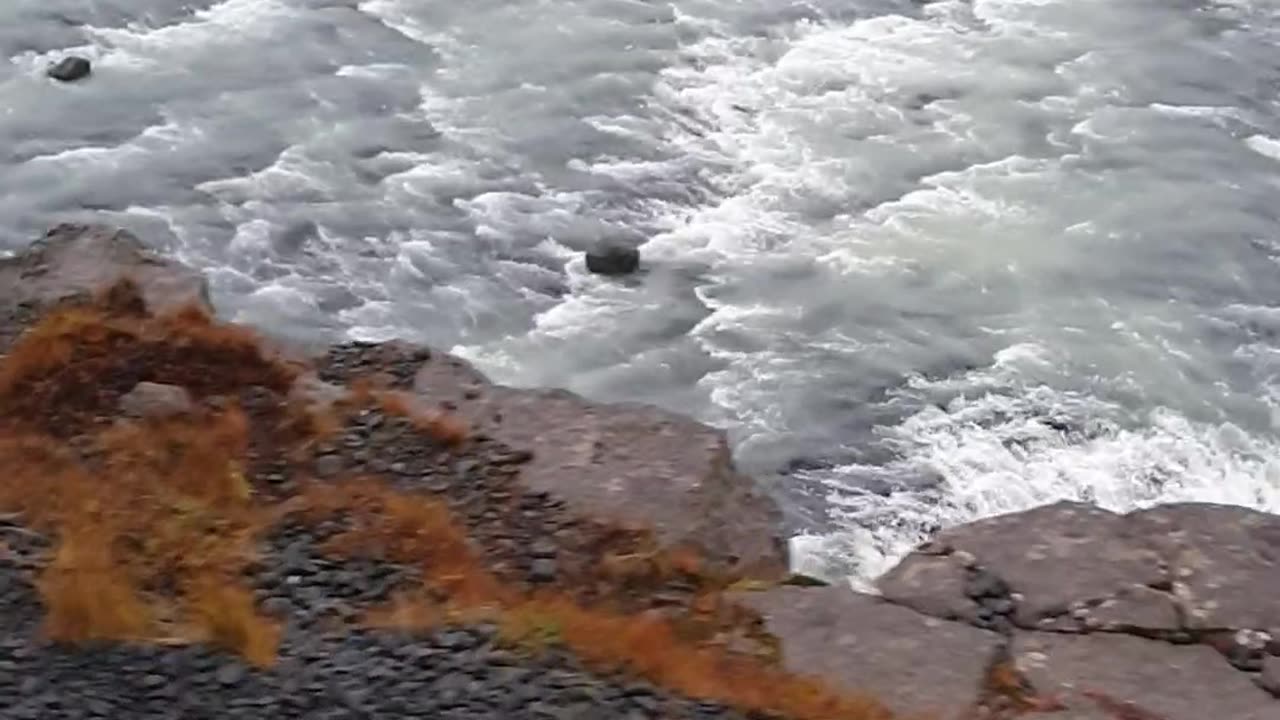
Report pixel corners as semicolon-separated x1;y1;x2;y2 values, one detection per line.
1246;134;1280;161
83;0;298;66
811;392;1280;587
551;0;1280;588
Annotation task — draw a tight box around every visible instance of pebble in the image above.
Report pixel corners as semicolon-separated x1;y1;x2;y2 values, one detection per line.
530;558;557;584
216;664;246;686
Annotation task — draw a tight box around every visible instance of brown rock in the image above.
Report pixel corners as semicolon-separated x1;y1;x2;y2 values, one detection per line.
118;382;195;419
737;586;1001;720
0;224;212;321
412;353;788;578
1013;632;1275;720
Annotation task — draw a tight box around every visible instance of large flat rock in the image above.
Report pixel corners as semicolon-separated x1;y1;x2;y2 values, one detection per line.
737;586;1001;720
880;501;1280;637
889;502;1169;630
1128;503;1280;631
0;224;212;353
411;351;789;578
0;224;210;315
1013;632;1275;720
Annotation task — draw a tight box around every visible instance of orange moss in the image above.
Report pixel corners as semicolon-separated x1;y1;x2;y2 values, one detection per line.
984;661;1064;716
366;388;470;447
38;526;151;643
292;478;504;606
296;475;892;720
0;281;898;720
0;280;297;436
187;580;281;667
0;288;363;658
361;590;445;631
6;410;278;650
490;596;895;720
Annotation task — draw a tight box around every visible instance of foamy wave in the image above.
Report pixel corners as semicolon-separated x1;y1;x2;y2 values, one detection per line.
802;383;1280;588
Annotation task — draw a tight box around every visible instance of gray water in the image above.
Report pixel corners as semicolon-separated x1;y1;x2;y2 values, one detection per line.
4;0;1280;585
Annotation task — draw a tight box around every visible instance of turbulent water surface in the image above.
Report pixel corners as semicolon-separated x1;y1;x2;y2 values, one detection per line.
5;0;1280;584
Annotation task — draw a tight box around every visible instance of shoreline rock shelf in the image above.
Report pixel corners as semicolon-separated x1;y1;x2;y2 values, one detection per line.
0;223;1276;720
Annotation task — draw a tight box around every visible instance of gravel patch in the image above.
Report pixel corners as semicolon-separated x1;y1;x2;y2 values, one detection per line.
248;519;422;630
0;560;750;720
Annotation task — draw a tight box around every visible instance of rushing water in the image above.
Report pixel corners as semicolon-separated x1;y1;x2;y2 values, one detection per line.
4;0;1280;586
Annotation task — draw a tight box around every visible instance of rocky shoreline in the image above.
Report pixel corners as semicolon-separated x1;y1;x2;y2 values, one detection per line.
0;224;1277;720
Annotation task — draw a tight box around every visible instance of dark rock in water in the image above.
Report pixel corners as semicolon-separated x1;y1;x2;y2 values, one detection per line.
48;56;92;82
585;245;639;275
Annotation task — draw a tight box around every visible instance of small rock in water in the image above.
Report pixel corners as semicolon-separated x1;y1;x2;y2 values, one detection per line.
585;244;640;276
47;57;92;82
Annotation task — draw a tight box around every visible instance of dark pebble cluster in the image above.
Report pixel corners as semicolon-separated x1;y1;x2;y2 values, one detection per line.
309;343;704;610
0;560;748;720
310;401;576;590
963;567;1016;634
0;341;755;720
248;519;421;630
318;342;432;390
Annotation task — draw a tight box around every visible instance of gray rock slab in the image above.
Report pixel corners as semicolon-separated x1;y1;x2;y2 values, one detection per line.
1013;632;1275;720
738;586;1001;720
1129;503;1280;631
412;353;789;579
